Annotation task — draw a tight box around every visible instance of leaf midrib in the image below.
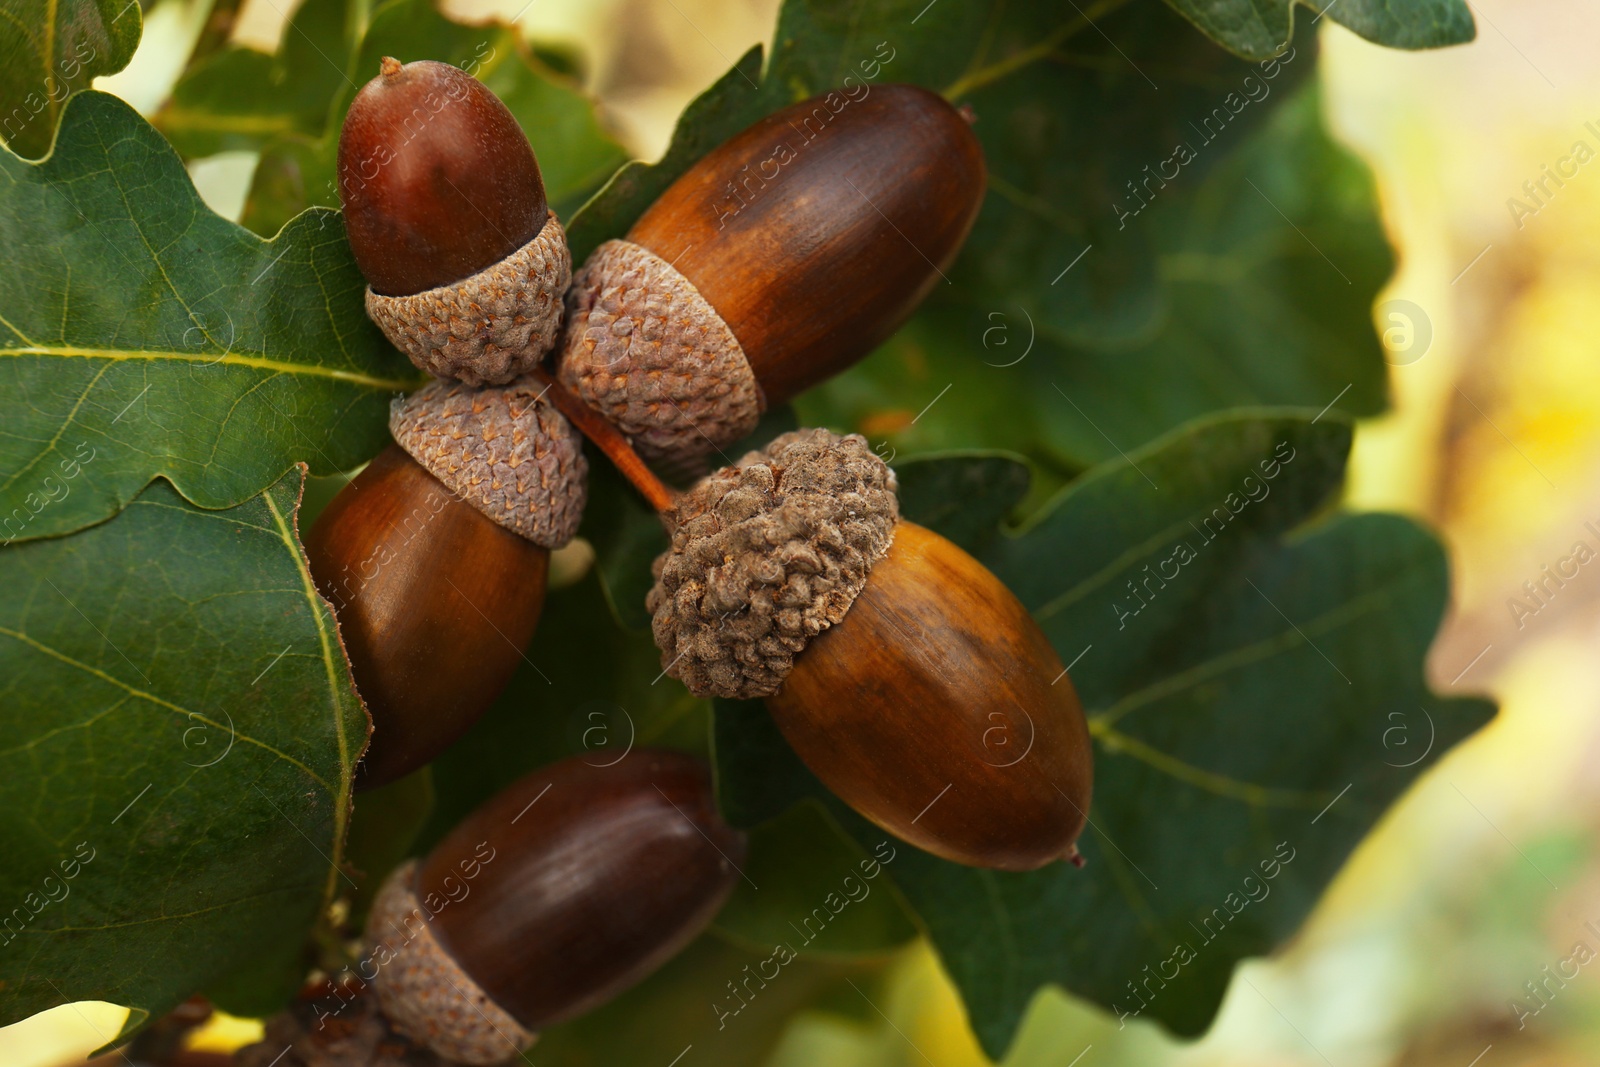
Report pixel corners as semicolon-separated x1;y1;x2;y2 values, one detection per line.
3;344;417;389
1091;586;1399;732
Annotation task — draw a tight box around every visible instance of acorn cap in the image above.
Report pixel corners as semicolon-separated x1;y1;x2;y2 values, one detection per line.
367;211;571;386
559;238;763;467
647;429;897;699
390;376;586;547
366;859;536;1065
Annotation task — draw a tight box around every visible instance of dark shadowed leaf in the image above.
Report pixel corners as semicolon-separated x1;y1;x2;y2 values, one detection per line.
892;451;1030;554
342;767;434;928
585;459;670;632
714;412;1494;1055
713;802;918;957
799;84;1391;479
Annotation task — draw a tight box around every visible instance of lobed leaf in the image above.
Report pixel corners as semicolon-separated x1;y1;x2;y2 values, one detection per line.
567;1;1388;484
0;91;420;543
1162;0;1474;61
714;411;1495;1055
800;77;1392;481
0;467;365;1032
0;0;141;159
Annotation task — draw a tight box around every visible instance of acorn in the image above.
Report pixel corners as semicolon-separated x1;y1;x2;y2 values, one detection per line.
304;378;586;789
338;57;570;385
558;84;985;467
363;749;745;1064
646;429;1092;871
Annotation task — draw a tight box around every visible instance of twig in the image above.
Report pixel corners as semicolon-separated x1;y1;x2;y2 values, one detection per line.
528;366;678;514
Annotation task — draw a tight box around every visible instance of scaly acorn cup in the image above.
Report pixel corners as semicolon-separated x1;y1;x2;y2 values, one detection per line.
364;750;746;1064
647;430;1093;872
558;84;985;468
339;57;571;385
304;378;586;789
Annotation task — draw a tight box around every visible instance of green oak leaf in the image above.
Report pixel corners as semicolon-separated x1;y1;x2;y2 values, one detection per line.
0;0;141;159
154;0;357;159
0;466;366;1033
235;0;627;237
714;412;1495;1056
0;90;420;543
801;84;1391;481
1161;0;1474;60
940;1;1318;348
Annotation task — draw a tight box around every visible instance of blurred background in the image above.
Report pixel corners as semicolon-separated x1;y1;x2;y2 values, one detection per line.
6;0;1600;1063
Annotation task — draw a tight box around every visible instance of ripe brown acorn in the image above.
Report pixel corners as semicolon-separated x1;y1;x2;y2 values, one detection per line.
305;379;586;789
364;750;746;1064
338;57;571;385
647;429;1092;871
559;84;985;466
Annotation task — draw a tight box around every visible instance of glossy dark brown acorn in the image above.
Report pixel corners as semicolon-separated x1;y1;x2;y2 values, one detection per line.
367;750;745;1060
628;83;985;404
303;444;548;790
558;85;985;468
767;521;1093;871
338;57;547;296
642;429;1091;872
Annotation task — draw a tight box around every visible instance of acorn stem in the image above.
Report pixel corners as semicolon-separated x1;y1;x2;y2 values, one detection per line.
528;366;678;514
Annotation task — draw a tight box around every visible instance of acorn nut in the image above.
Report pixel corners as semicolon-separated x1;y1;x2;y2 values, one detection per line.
339;57;571;385
647;429;1092;871
303;378;586;789
364;750;746;1063
559;85;985;468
